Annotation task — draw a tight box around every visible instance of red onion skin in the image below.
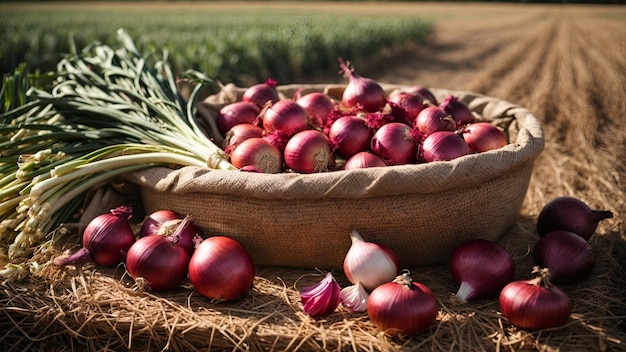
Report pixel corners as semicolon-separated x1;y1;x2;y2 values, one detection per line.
339;58;387;113
415;106;456;136
223;123;263;154
229;137;283;174
450;239;515;302
139;210;203;256
533;230;595;284
344;151;387;170
242;78;280;108
388;92;427;122
421;131;470;162
328;115;374;159
367;272;438;336
284;130;334;173
217;102;260;135
371;122;418;165
262;100;309;137
440;95;475;126
55;206;135;267
405;85;438;105
462;122;507;153
499;268;571;330
126;235;190;291
188;236;255;301
296;91;335;129
536;196;613;240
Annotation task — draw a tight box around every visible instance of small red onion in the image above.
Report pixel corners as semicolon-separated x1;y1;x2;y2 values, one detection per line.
371;122;418;165
295;91;335;129
242;78;280;108
499;267;571;330
299;272;341;318
533;230;595;284
217;101;260;135
421;131;470;162
188;236;255;301
449;239;515;303
536;196;613;240
338;58;387;113
284;130;334;173
415;106;456;136
440;95;474;126
344;229;399;291
223;123;263;154
328;115;374;159
344;151;387;170
229;137;283;174
262;99;309;137
405;85;438;105
139;210;203;256
462;122;507;153
54;205;135;268
388;92;427;122
367;271;439;336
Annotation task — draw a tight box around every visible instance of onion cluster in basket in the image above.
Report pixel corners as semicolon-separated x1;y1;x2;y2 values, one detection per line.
216;60;508;174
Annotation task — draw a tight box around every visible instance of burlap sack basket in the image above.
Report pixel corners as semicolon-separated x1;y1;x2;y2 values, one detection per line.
122;83;544;270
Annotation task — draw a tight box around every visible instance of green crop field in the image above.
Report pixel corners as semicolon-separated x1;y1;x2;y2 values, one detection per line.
0;2;432;86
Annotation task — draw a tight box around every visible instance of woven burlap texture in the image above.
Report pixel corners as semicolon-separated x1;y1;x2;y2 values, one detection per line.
86;84;544;270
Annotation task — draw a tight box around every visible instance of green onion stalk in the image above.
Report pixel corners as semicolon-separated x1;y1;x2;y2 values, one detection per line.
0;29;236;281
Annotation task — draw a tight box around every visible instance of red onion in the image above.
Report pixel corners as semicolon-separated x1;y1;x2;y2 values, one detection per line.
223;123;263;154
295;91;335;129
449;239;515;303
343;230;399;291
415;106;456;136
371;122;418;165
54;205;135;267
284;130;334;173
405;85;438;105
328;115;374;159
262;99;309;137
421;131;470;162
217;101;260;135
440;95;474;126
536;196;613;240
533;230;595;284
462;122;507;153
367;271;439;336
229;137;283;174
338;58;387;113
299;272;341;318
344;151;387;170
499;267;571;330
388;92;427;122
241;78;280;109
126;217;191;291
139;210;203;256
188;236;255;301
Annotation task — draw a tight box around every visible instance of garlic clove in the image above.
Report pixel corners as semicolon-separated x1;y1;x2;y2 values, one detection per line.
340;282;370;312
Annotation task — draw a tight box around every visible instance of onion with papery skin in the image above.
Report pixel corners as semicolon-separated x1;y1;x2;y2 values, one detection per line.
223;123;263;154
368;271;438;336
462;122;507;153
499;267;571;330
533;230;595;284
421;131;470;162
338;58;387;113
449;239;515;303
139;210;202;256
242;78;280;109
295;91;335;129
188;236;255;301
415;106;456;136
405;85;438;105
217;101;260;135
341;282;370;313
536;196;613;240
440;95;474;126
262;99;309;137
328;115;374;159
284;130;334;173
344;229;399;291
371;122;418;166
388;92;428;122
229;137;283;174
344;151;387;170
300;272;341;318
54;205;135;267
126;217;192;291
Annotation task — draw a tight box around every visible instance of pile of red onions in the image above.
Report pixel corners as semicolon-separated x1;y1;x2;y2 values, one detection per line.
216;62;510;174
